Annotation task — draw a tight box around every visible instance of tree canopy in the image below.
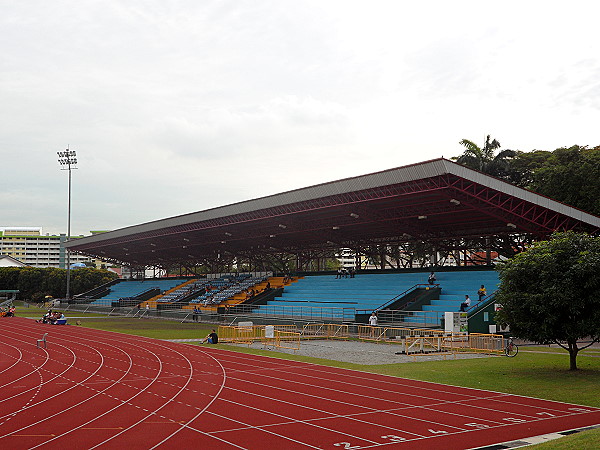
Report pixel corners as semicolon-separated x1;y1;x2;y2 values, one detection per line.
516;145;600;217
452;135;517;180
0;267;118;302
494;231;600;370
453;141;600;216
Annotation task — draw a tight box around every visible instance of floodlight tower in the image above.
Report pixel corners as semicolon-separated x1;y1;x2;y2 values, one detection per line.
57;147;77;301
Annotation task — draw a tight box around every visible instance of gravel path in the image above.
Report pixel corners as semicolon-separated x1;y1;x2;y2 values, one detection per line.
229;339;491;365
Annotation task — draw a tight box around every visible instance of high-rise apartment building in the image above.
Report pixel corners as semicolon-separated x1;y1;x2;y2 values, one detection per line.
0;227;94;268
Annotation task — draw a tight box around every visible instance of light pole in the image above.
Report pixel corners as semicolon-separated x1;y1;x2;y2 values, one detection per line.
57;147;77;301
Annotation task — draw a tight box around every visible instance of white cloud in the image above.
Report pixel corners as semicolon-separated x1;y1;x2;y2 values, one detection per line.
2;0;600;235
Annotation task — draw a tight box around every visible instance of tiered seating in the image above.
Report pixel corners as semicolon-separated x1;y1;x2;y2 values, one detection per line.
213;275;268;303
253;270;499;321
405;271;499;325
253;272;428;318
91;278;189;305
190;274;269;306
157;279;207;303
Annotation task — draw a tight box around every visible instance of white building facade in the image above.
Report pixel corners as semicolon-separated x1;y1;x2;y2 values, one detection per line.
0;227;94;268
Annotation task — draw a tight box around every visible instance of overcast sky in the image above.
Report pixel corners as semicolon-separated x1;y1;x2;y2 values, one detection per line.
2;1;599;236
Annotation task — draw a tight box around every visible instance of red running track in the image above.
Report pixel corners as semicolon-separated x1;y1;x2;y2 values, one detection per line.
0;317;599;449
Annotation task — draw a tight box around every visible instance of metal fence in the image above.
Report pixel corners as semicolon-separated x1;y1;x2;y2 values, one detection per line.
59;302;505;356
355;326;504;356
300;323;350;339
63;300;448;328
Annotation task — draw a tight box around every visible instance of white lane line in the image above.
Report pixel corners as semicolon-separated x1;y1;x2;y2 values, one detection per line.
149;345;228;449
0;342;96;439
0;344;24;376
0;344;43;428
0;337;56;404
27;344;136;448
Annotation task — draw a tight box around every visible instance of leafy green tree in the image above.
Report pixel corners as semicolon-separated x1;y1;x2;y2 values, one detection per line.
0;267;117;301
453;135;517;179
504;150;552;187
494;232;600;370
525;145;600;216
69;268;118;297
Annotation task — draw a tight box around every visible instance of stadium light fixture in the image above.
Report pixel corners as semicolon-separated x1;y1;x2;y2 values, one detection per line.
57;147;77;301
221;241;226;244
450;199;461;205
418;215;427;220
350;213;359;218
269;234;276;238
332;226;340;230
224;232;232;236
507;223;517;229
278;224;287;229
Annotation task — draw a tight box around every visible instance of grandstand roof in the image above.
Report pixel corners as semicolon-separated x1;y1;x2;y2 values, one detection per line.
66;158;600;266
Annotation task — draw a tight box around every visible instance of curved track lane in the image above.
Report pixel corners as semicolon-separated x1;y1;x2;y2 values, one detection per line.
1;317;599;449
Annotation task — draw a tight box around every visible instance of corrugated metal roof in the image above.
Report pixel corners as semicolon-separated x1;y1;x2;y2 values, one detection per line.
65;158;600;256
67;159;454;246
444;160;600;227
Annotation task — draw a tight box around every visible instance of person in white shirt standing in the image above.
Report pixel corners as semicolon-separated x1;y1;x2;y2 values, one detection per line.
369;311;378;326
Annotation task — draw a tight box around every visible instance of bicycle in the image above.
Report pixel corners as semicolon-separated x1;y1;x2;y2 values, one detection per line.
505;336;519;357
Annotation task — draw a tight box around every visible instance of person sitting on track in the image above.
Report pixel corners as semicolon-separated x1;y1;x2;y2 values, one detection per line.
37;309;53;323
53;312;67;325
201;329;219;344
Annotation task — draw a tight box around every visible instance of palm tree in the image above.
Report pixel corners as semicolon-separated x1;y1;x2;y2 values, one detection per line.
453;135;516;179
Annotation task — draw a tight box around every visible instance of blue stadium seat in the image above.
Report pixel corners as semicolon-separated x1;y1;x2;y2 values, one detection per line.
254;270;499;321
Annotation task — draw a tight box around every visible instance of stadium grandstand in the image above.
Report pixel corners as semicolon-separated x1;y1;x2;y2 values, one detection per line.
65;158;600;329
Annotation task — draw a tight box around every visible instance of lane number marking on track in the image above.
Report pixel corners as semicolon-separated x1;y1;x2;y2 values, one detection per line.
333;443;360;449
381;435;407;442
